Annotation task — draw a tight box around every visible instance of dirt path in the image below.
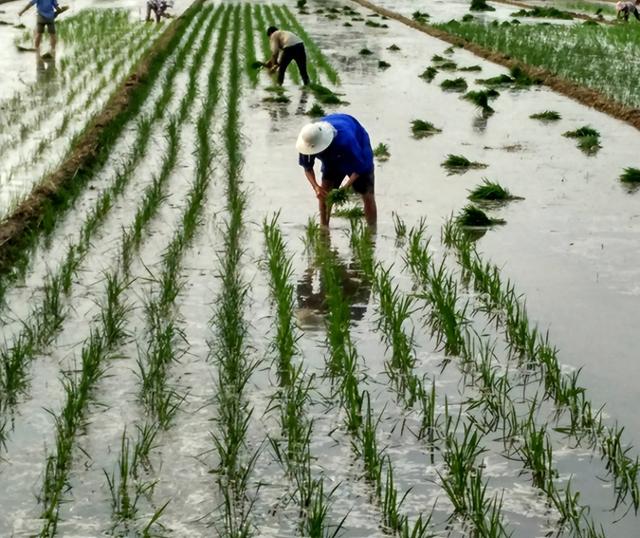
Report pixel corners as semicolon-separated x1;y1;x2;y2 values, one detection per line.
350;0;640;130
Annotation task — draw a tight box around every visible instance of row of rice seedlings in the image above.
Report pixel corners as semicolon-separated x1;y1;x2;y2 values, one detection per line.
0;7;213;416
262;215;343;535
209;7;259;536
403;223;605;534
104;425;169;535
308;228;431;536
136;6;227;429
511;6;574;19
38;269;131;536
0;0;208;300
252;3;272;64
242;3;259;87
276;4;340;85
442;220;640;513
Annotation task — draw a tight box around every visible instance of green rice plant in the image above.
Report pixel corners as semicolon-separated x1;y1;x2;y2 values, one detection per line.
468;179;520;201
325;187;350;207
307;103;326;117
392;212;407;239
437;60;458;71
441;154;487;173
307;83;344;105
530;110;561;121
463;90;498;114
470;0;496;12
333;205;364;219
459;64;482;71
374;142;390;161
365;18;388;28
440;77;468;92
411;120;442;138
378;60;391;69
419;66;438;82
412;10;430;24
620;167;640;184
359;47;373;55
511;6;573;19
388;43;401;51
517;423;558;489
476;73;513;87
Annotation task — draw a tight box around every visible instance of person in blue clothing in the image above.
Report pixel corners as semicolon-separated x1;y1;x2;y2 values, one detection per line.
296;113;377;227
19;0;64;56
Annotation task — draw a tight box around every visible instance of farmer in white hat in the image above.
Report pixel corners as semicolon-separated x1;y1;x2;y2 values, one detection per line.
297;113;377;227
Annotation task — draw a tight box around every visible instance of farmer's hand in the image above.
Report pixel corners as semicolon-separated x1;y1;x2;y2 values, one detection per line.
314;184;327;200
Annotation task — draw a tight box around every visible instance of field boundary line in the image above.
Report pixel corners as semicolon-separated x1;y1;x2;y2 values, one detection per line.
349;0;640;131
0;0;204;275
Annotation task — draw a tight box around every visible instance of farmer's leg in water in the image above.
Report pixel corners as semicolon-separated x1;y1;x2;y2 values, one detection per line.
47;19;56;53
345;171;377;227
277;46;295;85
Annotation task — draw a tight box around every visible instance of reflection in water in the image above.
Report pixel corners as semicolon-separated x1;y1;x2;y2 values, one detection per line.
294;88;309;115
296;236;372;331
472;112;489;133
36;54;56;84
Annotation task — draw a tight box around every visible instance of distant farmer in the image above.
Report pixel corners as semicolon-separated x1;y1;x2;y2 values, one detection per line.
297;113;377;227
265;26;310;86
18;0;64;56
616;0;640;21
146;0;172;23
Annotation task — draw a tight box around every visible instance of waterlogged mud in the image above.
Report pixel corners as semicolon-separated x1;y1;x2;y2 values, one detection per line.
1;0;640;536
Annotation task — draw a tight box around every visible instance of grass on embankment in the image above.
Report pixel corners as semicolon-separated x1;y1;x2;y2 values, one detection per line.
434;19;640;109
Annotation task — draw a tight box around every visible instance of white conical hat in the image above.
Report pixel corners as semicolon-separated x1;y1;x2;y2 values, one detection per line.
296;121;336;155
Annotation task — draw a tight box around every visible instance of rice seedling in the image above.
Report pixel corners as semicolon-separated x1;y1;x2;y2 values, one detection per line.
459;64;482;72
530;110;561;121
373;142;390;161
365;19;388;28
441;154;487;173
325;186;350;207
392;212;407;239
388;43;401;51
456;205;505;227
412;10;430;24
307;103;326;117
359;47;373;55
470;0;496;11
620;167;640;183
511;6;573;19
468;179;521;201
463;90;498;114
306;83;344;105
419;67;438;82
440;77;468;92
411;120;442;138
563;125;601;154
476;73;514;87
378;60;391;69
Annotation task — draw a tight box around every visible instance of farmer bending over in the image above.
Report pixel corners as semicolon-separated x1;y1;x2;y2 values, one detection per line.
146;0;172;23
616;0;640;21
297;113;377;227
18;0;61;56
265;26;310;85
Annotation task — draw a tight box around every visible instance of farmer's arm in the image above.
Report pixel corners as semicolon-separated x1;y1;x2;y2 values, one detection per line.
300;154;325;198
18;0;35;17
266;33;281;67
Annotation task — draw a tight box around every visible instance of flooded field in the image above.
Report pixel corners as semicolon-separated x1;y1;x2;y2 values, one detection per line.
0;0;639;536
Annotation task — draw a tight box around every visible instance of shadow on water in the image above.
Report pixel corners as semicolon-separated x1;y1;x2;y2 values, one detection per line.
295;232;373;331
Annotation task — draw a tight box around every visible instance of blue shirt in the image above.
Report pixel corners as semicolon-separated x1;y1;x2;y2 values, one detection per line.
299;114;374;178
31;0;58;21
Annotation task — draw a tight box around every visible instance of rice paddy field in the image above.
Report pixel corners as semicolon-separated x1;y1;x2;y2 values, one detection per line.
1;0;640;536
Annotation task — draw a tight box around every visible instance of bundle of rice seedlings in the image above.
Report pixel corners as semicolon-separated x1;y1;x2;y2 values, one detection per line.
359;47;373;55
470;0;496;12
530;110;561;121
431;54;446;62
334;205;365;219
378;60;391;69
412;10;430;23
326;188;350;207
476;73;513;87
419;66;438;82
438;60;458;70
374;143;390;161
307;83;343;105
440;77;468;92
307;103;326;117
620;167;640;183
459;64;482;72
468;179;521;201
250;60;264;69
442;154;487;172
387;44;401;51
463;90;498;113
563;126;599;139
456;204;505;226
411;120;442;138
511;6;572;19
462;14;475;21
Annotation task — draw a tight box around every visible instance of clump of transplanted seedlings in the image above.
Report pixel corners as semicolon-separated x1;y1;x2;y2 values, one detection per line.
419;66;438;82
563;125;601;154
365;18;388;27
360;47;373;55
378;60;391;69
511;6;573;19
463;89;499;114
442;154;487;173
468;179;521;201
462;13;475;21
307;103;325;117
477;73;513;87
437;60;458;71
374;143;390;161
413;10;430;23
440;77;468;92
470;0;496;11
387;43;400;51
307;83;344;105
456;204;505;226
411;120;443;138
620;167;640;184
530;110;561;121
460;64;482;72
